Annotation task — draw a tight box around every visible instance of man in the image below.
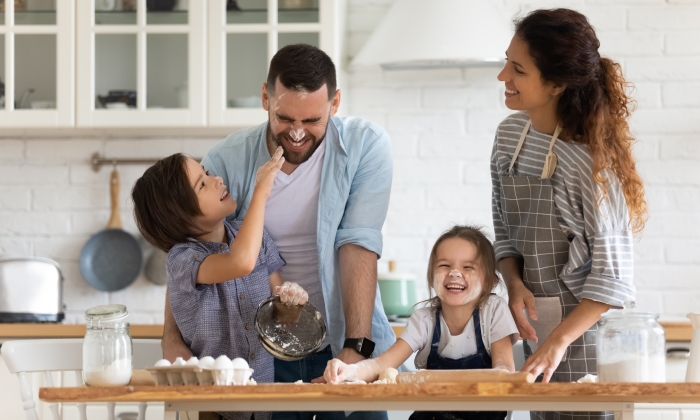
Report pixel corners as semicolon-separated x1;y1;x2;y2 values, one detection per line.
162;44;395;420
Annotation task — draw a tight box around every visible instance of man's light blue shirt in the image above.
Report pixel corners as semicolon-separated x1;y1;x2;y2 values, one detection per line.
201;116;396;357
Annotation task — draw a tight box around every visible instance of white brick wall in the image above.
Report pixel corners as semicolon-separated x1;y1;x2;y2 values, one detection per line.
348;0;700;317
0;0;699;322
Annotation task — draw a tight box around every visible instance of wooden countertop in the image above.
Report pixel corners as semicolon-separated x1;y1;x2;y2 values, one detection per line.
0;324;163;339
40;382;700;405
0;322;692;341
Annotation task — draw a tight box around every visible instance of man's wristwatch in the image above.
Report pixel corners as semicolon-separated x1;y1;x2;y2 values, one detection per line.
343;337;376;359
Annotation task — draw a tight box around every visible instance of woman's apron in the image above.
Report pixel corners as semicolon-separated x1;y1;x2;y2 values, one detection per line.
408;306;506;420
498;121;612;420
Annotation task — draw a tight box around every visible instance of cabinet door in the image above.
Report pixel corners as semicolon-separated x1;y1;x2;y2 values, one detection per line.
76;0;205;126
208;0;341;127
0;0;74;127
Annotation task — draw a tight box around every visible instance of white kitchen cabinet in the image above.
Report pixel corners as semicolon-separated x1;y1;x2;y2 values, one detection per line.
0;0;74;127
76;0;206;126
207;0;344;126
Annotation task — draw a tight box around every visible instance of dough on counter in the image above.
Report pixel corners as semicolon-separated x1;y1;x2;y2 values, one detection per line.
343;379;367;384
378;367;399;384
295;380;305;384
575;374;598;383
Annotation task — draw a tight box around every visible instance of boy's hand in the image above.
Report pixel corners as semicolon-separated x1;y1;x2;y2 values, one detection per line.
275;281;308;306
255;146;285;195
324;358;357;384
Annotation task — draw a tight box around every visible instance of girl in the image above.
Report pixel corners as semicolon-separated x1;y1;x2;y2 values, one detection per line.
491;8;647;420
324;225;519;420
132;148;307;420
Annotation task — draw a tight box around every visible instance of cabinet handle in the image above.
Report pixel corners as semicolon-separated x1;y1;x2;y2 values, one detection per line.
666;347;690;359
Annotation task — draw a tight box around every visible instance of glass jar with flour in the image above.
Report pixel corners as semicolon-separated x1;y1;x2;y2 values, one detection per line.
597;302;665;383
83;304;133;386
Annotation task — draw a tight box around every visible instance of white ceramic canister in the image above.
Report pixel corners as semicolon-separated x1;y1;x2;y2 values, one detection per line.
82;304;133;386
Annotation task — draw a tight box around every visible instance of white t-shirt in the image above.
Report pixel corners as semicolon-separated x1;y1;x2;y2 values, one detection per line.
264;139;328;346
399;295;519;369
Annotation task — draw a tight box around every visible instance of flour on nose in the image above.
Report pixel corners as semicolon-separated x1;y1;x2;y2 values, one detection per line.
290;128;306;142
449;269;463;278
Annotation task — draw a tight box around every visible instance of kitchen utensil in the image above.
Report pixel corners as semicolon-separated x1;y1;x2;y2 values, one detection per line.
146;0;175;11
396;369;534;384
79;169;142;292
597;301;666;383
254;295;326;361
685;313;700;382
0;257;64;323
122;0;137;11
378;261;416;317
98;90;137;108
83;304;132;386
17;88;34;109
144;247;168;286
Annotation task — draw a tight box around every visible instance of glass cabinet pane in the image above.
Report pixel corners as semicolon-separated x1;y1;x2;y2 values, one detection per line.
226;33;266;108
147;34;188;108
95;0;137;25
15;34;56;109
0;35;4;109
147;0;188;25
95;34;137;109
278;0;318;24
15;0;56;25
227;0;266;24
279;32;319;50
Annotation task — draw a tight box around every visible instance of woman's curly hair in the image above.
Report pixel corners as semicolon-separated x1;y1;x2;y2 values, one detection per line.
516;8;648;233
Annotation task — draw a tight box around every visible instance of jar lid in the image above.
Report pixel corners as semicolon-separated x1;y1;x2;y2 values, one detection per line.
85;304;128;322
600;301;659;320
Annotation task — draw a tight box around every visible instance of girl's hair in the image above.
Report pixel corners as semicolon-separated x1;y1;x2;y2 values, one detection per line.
131;153;205;252
515;8;647;233
423;225;500;310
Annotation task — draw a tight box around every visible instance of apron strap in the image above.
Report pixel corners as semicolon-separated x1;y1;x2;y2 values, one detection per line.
507;120;531;175
508;119;563;179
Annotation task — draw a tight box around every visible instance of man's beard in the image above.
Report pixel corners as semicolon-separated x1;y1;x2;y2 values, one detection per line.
267;122;327;165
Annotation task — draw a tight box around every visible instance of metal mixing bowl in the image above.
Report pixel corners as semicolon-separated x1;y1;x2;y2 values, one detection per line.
254;295;327;361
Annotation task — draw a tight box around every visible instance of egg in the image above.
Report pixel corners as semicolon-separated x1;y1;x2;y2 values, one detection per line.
172;357;186;366
214;355;233;370
231;357;249;370
186;356;199;366
198;356;215;369
154;359;171;367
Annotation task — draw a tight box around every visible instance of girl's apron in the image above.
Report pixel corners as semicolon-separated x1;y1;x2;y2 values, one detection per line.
499;120;612;420
408;306;506;420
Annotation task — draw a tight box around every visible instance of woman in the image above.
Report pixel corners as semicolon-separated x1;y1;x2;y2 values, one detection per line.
490;8;647;420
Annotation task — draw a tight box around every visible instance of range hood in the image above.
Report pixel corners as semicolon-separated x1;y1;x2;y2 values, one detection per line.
350;0;512;70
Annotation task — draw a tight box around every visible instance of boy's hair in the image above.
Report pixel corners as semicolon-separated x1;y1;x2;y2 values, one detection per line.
131;153;204;252
423;225;501;310
266;43;337;101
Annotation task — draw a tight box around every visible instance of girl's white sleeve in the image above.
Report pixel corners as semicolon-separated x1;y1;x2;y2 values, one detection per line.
488;296;520;346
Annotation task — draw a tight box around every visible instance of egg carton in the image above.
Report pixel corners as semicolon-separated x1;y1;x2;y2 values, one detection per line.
146;365;254;386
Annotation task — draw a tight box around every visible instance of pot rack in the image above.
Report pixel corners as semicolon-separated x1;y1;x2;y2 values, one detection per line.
91;152;204;172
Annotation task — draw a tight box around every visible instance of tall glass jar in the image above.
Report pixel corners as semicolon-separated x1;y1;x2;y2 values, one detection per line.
597;302;665;383
82;304;133;386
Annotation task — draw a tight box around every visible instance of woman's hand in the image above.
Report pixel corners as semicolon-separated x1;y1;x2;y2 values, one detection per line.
324;358;357;384
255;146;285;196
275;281;308;306
520;336;567;383
507;280;538;342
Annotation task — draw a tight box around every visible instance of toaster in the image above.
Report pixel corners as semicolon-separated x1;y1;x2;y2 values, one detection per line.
0;257;65;323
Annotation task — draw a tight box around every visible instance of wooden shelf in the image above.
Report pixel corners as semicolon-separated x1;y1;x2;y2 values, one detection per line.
0;324;163;339
0;322;690;342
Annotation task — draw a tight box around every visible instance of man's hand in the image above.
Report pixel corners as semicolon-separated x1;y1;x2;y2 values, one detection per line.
311;348;366;383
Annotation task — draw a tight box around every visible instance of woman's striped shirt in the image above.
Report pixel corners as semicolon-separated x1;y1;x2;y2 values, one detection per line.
491;112;635;307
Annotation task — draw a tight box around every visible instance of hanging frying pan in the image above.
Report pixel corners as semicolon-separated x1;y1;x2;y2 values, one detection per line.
79;168;142;292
